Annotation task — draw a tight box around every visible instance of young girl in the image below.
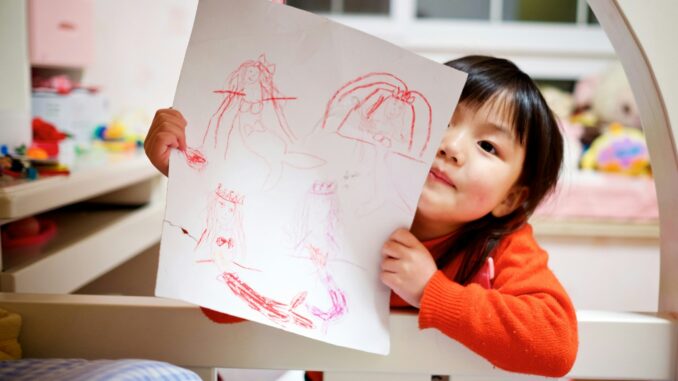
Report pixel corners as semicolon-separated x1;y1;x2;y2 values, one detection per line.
145;55;578;378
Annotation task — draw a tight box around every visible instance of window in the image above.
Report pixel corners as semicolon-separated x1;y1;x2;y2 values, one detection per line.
286;0;389;14
283;0;615;80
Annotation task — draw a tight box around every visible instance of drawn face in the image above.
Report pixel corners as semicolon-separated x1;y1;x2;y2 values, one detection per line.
384;97;405;119
244;65;261;84
415;100;526;238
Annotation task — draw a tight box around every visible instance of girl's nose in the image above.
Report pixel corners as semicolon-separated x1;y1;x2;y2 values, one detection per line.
438;128;466;165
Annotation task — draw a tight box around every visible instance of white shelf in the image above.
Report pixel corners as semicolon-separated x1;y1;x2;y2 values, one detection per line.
0;151;159;220
0;202;164;293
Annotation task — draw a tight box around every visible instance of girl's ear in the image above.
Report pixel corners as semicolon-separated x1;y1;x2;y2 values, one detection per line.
491;185;529;218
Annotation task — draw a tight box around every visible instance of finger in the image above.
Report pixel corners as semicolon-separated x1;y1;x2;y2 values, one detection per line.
163;108;188;124
151;131;181;155
381;240;404;259
380;272;399;289
380;257;400;273
390;228;421;248
158;121;187;151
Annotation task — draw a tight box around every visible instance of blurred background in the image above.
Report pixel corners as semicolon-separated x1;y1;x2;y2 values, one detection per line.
0;0;660;361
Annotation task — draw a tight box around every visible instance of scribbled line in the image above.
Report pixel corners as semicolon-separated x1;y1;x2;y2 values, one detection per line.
309;279;347;322
220;272;314;329
164;219;199;242
321;72;433;159
182;147;207;171
305;244;348;323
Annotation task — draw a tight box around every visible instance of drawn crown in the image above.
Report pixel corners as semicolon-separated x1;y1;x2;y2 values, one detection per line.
311;181;337;195
392;88;415;104
216;186;245;205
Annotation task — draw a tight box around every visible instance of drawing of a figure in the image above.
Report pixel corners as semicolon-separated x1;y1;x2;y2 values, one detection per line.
179;184;315;329
201;54;324;189
195;184;247;268
321;73;433;214
291;181;350;332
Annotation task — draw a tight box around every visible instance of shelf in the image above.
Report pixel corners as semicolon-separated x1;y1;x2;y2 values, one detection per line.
0;151;159;221
530;217;660;239
0;202;164;293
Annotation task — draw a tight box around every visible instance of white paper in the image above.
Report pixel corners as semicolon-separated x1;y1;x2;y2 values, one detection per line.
156;0;466;354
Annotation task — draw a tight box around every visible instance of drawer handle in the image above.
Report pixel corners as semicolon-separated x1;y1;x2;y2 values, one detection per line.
58;21;76;31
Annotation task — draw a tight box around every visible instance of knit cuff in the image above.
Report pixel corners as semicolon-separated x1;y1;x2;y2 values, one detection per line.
418;270;466;330
200;307;246;324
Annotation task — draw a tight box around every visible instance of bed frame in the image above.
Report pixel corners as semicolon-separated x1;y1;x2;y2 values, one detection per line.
1;1;677;380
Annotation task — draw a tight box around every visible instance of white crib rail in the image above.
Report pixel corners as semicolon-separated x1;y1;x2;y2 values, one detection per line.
0;293;675;380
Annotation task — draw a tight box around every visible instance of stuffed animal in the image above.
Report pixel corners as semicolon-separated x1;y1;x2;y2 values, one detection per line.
571;62;642;148
580;122;651;176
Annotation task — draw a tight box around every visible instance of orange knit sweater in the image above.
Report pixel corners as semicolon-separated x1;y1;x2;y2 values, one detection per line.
202;223;578;378
400;223;578;377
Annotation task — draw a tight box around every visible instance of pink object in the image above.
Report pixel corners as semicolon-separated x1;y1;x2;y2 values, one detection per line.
1;219;57;250
535;172;659;221
28;0;94;67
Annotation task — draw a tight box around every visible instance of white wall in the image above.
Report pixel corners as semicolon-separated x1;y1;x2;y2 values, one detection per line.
0;0;32;150
81;0;197;134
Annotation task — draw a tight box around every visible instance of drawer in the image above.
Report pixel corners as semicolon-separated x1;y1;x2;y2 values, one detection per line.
28;0;94;67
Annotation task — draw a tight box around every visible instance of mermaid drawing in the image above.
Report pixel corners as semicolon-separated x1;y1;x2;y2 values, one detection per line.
201;54;324;189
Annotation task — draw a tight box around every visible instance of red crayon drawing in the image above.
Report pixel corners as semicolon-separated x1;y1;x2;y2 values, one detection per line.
182;146;207;171
201;54;324;189
195;184;247;269
220;272;314;329
185;183;315;330
321;73;433;214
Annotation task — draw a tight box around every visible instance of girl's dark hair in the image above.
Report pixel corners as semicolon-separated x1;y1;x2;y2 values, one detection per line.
439;55;563;284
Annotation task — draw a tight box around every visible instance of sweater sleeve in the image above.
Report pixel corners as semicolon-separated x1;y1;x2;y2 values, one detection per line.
418;226;578;377
200;307;246;323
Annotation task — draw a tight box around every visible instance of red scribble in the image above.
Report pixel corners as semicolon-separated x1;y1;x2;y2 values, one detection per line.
321;72;432;158
183;147;207;171
200;54;325;190
221;272;314;329
320;73;432;214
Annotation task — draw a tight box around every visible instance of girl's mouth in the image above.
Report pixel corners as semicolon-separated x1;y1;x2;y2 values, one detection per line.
429;168;455;188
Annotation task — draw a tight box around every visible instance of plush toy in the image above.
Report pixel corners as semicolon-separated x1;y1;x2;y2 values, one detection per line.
571;62;642;148
580;122;651;176
540;86;582;177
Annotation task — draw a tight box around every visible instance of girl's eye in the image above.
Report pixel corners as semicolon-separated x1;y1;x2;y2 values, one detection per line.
478;140;497;155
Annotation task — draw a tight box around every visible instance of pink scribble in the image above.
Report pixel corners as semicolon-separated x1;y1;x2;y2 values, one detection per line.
289;181;356;330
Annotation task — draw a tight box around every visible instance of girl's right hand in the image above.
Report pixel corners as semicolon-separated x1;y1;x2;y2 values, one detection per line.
144;108;187;176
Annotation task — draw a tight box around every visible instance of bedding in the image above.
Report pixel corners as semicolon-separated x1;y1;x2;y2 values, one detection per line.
0;358;202;381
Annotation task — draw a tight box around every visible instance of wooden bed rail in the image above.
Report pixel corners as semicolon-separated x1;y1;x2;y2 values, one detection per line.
0;293;675;380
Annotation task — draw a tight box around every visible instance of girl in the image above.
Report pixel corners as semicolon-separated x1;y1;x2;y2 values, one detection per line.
145;55;578;378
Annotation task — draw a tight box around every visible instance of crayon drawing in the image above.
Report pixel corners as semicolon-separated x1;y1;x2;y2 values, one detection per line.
156;0;467;355
321;73;433;214
201;54;324;189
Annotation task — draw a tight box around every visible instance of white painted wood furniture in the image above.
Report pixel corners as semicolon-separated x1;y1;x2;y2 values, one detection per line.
0;1;676;380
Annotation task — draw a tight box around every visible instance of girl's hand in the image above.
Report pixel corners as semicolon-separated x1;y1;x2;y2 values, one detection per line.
144;108;187;176
380;228;438;308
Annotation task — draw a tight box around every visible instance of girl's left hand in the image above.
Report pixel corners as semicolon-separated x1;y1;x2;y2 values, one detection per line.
380;228;438;308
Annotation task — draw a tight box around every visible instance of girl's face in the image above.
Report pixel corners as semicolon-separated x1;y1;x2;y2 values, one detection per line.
244;66;260;84
413;99;527;240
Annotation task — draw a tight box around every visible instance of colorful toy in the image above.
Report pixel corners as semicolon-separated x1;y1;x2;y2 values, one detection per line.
580;123;651;176
94;119;143;152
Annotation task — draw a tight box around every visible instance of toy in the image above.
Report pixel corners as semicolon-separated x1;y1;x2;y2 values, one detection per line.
580;122;651;176
94;119;143;152
1;217;57;255
31;117;69;158
540;86;583;177
571;62;642;148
